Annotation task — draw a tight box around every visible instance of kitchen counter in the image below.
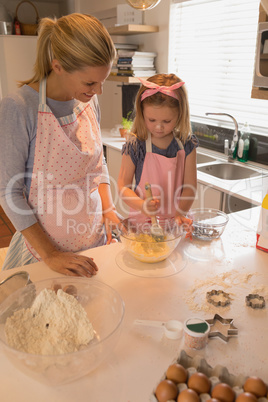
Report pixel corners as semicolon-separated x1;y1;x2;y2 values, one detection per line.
0;207;268;401
101;129;268;207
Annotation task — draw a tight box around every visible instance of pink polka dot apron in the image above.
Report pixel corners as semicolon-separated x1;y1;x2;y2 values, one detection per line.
129;132;185;223
25;79;105;259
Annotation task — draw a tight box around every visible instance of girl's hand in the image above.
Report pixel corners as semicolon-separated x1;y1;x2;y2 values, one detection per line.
43;250;98;277
175;214;193;239
142;198;160;215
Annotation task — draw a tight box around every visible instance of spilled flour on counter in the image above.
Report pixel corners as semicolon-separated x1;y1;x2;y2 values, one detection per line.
5;288;94;355
183;268;268;313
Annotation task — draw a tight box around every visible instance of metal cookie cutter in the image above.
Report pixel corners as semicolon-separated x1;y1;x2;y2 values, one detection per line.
206;289;231;307
245;294;265;309
205;313;238;342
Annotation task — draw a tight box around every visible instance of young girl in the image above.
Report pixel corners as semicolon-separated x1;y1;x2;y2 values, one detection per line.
117;73;198;232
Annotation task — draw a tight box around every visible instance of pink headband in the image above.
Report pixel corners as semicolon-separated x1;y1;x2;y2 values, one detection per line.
139;78;185;101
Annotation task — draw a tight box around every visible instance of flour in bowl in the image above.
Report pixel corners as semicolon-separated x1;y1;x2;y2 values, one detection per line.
5;288;94;355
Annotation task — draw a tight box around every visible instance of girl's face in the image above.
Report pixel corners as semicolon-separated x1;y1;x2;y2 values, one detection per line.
143;104;179;139
52;62;112;102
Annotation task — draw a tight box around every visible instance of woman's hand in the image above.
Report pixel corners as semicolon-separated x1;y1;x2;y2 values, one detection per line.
175;214;193;239
102;209;122;244
43;250;98;277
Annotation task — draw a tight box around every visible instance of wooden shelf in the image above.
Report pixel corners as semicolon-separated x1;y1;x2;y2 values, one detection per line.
107;24;159;35
107;75;142;83
106;24;158;84
251;86;268;100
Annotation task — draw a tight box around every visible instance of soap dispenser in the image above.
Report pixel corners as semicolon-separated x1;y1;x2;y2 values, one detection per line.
237;122;251;162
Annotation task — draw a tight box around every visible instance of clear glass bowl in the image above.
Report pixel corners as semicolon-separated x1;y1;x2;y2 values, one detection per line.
188;208;229;241
120;218;183;263
0;277;124;386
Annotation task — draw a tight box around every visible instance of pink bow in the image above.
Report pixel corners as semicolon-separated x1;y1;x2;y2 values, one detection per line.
139;78;185;101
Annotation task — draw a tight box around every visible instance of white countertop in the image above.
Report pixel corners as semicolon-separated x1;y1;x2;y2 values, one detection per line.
0;207;268;401
101;129;268;207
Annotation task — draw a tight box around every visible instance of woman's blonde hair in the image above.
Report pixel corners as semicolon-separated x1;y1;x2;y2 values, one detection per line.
18;13;116;86
131;73;191;143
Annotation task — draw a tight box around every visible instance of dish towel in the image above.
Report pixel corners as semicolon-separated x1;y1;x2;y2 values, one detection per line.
256;194;268;252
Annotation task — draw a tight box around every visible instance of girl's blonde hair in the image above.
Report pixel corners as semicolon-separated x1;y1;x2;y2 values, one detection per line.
18;13;116;86
131;73;191;143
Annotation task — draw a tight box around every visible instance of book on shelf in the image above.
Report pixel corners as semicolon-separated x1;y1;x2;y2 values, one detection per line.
116;70;156;77
117;50;157;58
114;43;139;51
117;65;155;71
117;60;155;68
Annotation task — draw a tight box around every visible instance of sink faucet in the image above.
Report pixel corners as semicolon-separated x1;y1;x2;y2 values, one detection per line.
205;112;239;161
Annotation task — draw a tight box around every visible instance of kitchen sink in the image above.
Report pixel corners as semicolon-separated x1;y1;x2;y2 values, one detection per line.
196;153;217;164
198;163;262;180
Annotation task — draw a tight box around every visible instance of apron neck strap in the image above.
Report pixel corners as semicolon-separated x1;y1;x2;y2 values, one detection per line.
175;137;184;150
146;131;184;151
146;131;152;152
39;78;47;106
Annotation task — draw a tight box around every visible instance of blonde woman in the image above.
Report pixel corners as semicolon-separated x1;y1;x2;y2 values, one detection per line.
0;13;120;276
118;73;198;233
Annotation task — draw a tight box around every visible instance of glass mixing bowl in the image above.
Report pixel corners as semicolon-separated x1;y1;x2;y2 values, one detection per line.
0;277;124;386
120;218;184;263
188;208;229;241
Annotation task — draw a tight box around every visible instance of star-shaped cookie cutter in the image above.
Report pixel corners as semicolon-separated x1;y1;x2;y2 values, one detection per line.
206;289;231;307
245;294;265;309
205;313;238;342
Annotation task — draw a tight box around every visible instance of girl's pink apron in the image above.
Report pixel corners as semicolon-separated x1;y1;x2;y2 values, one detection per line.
130;132;185;223
26;79;105;259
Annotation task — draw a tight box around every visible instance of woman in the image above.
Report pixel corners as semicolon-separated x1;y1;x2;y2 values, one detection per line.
0;13;120;277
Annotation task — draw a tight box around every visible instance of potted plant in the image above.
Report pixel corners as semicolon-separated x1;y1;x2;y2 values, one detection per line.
119;111;133;138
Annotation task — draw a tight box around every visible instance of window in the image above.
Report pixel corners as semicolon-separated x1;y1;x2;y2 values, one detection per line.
169;0;268;134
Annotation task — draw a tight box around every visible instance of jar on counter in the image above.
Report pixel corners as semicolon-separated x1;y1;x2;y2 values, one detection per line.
237;122;251;162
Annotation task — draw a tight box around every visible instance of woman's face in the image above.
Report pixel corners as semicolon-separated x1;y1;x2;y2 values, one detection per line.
53;63;112;102
143;104;179;139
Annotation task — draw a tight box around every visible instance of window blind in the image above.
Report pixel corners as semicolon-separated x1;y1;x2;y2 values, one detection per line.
169;0;268;134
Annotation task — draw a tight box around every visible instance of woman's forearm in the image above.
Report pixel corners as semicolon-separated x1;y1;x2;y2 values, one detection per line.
98;183;116;214
21;222;58;260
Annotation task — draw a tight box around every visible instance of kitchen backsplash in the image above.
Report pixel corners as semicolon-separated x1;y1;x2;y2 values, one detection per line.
191;121;268;166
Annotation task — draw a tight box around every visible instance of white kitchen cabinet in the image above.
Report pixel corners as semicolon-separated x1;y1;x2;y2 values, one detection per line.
0;35;37;99
98;81;122;130
192;183;223;210
105;145;129;218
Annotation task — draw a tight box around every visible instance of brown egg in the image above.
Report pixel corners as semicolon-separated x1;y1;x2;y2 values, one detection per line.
52;283;62;293
206;399;221;402
63;285;78;297
211;383;235;402
166;363;188;384
188;372;211;394
177;388;199;402
236;392;258;402
155;379;178;402
243;376;267;398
